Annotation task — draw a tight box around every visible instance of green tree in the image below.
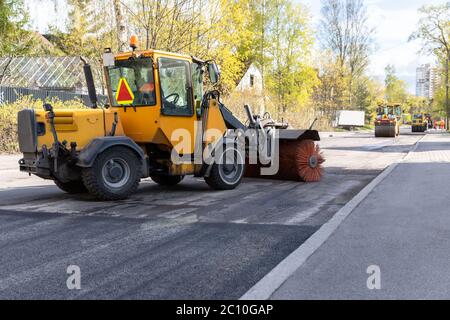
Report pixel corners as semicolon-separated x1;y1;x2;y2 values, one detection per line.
384;65;408;104
267;0;317;114
0;0;33;55
410;3;450;126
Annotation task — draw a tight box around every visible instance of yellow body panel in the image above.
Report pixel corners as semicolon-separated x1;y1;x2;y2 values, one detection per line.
205;99;227;145
36;109;125;151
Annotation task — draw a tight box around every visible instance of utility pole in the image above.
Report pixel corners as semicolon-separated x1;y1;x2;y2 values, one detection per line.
113;0;127;52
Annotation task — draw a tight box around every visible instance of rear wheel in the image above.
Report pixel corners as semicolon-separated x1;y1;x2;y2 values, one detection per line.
205;145;245;190
151;175;184;186
54;179;87;194
82;147;141;201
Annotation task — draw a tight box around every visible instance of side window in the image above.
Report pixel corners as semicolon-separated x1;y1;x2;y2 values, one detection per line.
191;62;204;107
159;58;193;116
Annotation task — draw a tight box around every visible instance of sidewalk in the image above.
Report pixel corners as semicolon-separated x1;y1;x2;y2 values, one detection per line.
270;134;450;299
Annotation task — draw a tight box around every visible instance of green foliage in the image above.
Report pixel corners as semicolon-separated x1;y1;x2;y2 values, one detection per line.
266;1;317;113
0;0;35;56
384;65;408;104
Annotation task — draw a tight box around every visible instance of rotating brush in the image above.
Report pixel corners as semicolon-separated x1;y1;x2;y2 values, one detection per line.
246;139;325;182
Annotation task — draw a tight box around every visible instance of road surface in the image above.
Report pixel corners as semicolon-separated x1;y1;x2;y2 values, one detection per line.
271;133;450;299
0;129;423;299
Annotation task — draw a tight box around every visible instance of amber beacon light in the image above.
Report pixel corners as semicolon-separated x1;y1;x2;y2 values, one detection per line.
130;35;138;50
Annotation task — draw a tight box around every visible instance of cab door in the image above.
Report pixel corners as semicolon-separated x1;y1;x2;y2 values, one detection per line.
157;57;197;155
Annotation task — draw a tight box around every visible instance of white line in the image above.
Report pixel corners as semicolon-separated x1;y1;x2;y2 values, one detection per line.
240;135;425;300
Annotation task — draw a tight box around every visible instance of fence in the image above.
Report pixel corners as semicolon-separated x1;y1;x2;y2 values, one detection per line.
0;86;107;106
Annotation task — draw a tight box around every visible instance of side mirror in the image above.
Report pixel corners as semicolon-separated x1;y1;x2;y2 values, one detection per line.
207;61;220;84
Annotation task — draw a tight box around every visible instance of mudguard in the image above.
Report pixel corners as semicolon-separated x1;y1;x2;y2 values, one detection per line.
76;136;146;171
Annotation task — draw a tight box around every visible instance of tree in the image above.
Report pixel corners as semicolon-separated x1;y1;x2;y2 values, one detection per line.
0;0;33;56
113;0;127;52
267;0;317;114
313;51;348;116
410;3;450;127
319;0;374;108
384;65;408;104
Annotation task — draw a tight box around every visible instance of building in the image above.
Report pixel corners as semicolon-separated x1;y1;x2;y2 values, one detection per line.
236;63;263;93
416;64;439;99
235;63;265;114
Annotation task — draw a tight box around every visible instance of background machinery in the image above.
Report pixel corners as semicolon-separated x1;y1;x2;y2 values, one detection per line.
412;113;428;133
374;104;402;138
17;39;324;200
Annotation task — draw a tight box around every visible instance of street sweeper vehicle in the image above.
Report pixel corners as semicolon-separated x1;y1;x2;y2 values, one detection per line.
17;37;324;200
374;104;402;138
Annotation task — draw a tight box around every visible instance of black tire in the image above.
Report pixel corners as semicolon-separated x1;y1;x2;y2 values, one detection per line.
204;145;245;190
82;146;141;201
54;179;87;194
151;175;184;186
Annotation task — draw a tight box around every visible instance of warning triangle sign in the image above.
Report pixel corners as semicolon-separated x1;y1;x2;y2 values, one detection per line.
116;78;134;105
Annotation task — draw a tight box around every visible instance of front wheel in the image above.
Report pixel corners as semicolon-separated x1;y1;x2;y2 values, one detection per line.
205;145;245;190
54;179;87;194
82;147;141;201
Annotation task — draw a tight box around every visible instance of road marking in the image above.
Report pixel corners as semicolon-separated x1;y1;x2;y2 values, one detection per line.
240;135;425;300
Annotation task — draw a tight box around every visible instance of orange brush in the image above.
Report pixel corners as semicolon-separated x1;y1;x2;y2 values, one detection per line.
246;139;325;182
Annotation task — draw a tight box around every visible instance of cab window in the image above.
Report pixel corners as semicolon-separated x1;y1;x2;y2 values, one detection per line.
107;58;156;107
192;62;204;107
159;58;193;116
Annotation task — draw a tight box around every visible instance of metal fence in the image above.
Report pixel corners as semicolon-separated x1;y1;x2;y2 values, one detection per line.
0;86;107;106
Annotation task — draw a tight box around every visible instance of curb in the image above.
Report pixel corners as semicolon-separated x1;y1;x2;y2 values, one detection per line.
240;135;425;300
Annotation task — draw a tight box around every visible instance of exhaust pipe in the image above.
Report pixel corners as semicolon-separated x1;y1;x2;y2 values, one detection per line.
80;57;98;109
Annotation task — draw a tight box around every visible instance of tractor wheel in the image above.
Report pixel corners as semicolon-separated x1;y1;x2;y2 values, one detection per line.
54;179;87;194
82;147;141;201
205;145;245;190
151;175;184;186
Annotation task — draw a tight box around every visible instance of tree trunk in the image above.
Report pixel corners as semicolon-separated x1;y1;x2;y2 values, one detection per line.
446;54;449;130
260;0;266;116
113;0;127;52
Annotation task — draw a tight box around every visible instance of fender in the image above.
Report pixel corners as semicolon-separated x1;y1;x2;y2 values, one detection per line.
76;136;146;175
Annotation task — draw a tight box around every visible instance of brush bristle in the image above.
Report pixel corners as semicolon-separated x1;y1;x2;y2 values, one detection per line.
245;139;325;182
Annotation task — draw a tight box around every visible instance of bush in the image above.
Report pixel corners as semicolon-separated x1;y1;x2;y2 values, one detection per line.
0;96;87;154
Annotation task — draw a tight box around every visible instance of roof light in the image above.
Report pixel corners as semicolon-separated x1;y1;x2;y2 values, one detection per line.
130;35;138;51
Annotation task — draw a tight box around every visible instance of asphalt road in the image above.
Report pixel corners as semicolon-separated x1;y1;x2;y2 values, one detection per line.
271;133;450;299
0;129;423;299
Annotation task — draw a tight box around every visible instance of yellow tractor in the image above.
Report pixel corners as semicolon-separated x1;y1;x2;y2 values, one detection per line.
374;104;402;138
411;113;427;133
18;38;324;200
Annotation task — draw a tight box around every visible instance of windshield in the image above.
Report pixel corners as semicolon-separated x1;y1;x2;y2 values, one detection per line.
378;107;391;115
107;58;156;107
413;114;423;119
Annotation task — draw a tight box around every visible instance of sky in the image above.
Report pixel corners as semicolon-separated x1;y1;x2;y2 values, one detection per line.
302;0;448;93
25;0;448;94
